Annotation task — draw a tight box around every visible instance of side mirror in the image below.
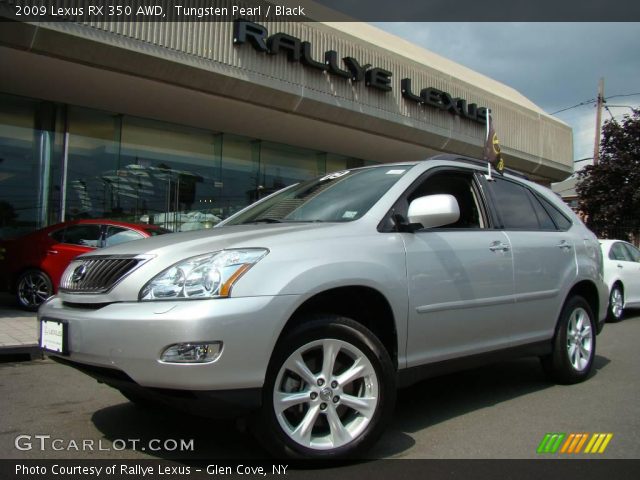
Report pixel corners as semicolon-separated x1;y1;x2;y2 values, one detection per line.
408;194;460;229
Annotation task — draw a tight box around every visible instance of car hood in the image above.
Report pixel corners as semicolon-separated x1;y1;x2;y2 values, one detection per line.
79;223;345;259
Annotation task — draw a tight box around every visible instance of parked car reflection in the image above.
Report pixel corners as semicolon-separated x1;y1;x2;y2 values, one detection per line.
0;219;169;310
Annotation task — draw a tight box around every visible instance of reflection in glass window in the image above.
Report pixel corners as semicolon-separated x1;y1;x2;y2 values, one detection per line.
2;99;371;237
60;224;102;247
65;107;121;221
259;142;323;198
104;225;144;247
0;94;62;238
119;116;220;232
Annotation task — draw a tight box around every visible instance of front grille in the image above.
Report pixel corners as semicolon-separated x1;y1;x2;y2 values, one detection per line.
59;255;143;293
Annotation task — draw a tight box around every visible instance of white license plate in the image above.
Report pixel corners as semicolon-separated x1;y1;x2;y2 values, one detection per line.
40;319;66;354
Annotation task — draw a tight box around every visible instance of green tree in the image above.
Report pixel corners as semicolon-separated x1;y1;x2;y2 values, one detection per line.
577;108;640;243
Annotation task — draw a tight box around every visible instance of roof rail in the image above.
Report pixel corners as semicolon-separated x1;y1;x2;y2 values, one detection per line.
427;154;530;180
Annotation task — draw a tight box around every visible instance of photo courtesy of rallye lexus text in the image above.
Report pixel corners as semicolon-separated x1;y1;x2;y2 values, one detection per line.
38;155;608;460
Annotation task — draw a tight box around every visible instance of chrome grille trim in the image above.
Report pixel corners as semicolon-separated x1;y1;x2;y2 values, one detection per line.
59;254;153;294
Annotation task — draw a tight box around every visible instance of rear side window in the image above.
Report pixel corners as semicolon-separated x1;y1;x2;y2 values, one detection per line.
537;195;572;231
610;242;632;261
60;225;102;247
144;227;170;236
622;243;640;262
526;192;556;230
489;178;540;230
50;228;66;242
104;226;144;247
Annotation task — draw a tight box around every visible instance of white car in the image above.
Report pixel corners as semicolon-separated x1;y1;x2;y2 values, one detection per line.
600;239;640;321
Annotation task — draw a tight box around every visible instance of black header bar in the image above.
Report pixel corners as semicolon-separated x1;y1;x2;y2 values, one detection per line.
0;0;639;22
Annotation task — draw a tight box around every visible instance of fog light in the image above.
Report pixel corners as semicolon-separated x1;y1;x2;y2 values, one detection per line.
160;342;222;363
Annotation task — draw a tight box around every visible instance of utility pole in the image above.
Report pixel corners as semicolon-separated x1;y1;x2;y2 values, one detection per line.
593;78;605;165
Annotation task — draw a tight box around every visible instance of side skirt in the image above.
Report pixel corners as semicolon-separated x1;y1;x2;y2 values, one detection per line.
397;341;552;388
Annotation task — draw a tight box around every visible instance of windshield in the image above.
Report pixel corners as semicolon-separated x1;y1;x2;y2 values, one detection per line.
222;166;411;225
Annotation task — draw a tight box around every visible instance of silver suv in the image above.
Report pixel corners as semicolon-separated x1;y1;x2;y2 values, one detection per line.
39;155;607;459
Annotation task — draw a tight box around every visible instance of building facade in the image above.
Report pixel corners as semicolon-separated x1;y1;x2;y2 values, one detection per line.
0;8;573;237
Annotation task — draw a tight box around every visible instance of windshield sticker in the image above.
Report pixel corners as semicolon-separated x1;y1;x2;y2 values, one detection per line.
319;170;350;182
342;211;358;219
386;169;406;175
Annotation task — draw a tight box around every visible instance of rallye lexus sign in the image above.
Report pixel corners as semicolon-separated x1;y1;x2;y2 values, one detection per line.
233;20;489;125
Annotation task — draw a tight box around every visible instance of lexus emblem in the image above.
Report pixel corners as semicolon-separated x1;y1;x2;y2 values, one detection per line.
71;265;87;283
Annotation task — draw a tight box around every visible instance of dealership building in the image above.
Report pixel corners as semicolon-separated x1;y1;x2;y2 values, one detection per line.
0;11;573;236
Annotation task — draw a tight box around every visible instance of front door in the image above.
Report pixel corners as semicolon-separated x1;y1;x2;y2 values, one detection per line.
402;170;515;367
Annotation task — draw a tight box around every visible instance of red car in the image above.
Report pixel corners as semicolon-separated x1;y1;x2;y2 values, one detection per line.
0;219;169;310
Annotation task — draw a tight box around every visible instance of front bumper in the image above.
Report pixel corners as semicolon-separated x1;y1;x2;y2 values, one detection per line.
38;295;299;392
50;356;262;417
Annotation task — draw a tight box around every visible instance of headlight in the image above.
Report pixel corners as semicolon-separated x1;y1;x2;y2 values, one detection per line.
139;249;268;301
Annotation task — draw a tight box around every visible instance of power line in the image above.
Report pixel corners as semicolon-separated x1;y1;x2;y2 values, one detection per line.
606;93;640;100
550;92;640;116
550;99;596;115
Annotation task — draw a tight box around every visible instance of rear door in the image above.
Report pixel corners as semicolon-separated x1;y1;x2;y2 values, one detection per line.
485;177;577;344
402;169;515;366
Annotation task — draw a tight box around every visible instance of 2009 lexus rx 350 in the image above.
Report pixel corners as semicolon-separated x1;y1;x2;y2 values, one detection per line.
39;155;608;459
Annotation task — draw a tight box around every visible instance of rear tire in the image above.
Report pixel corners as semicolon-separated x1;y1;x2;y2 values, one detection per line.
541;296;596;384
16;269;53;311
607;285;624;322
255;315;396;459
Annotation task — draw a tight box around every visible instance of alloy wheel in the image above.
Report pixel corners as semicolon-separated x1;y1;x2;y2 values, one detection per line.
273;338;379;450
610;288;623;320
17;271;51;309
566;307;593;371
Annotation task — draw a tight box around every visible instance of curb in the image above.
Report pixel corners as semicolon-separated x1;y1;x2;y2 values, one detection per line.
0;344;43;360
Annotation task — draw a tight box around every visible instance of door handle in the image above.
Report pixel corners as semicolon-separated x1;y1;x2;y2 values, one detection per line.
489;242;510;252
47;250;58;255
617;264;623;269
556;241;572;250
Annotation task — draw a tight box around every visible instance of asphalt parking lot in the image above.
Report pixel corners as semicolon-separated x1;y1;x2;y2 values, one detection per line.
1;312;639;461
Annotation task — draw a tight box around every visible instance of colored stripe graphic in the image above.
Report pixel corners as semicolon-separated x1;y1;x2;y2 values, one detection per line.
561;433;588;453
538;433;614;454
584;433;614;454
537;433;565;453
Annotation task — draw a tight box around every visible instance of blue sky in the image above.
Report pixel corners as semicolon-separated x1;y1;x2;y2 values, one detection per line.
375;23;640;171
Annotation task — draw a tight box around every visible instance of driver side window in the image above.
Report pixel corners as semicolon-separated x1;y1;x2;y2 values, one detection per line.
407;171;486;229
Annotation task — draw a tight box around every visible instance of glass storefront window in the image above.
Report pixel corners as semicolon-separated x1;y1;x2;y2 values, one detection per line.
219;134;260;220
119;116;221;232
65;107;122;222
259;142;324;197
0;94;61;239
3;95;371;236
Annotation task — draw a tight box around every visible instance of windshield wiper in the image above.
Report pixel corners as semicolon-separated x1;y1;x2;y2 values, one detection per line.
243;217;283;224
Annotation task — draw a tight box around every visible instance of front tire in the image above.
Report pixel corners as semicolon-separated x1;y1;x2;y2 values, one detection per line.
541;296;596;384
16;269;53;311
607;285;624;322
256;315;396;459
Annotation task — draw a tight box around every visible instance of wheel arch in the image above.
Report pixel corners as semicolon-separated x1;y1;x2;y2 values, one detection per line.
610;280;624;296
560;280;601;334
277;286;399;370
567;280;600;317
